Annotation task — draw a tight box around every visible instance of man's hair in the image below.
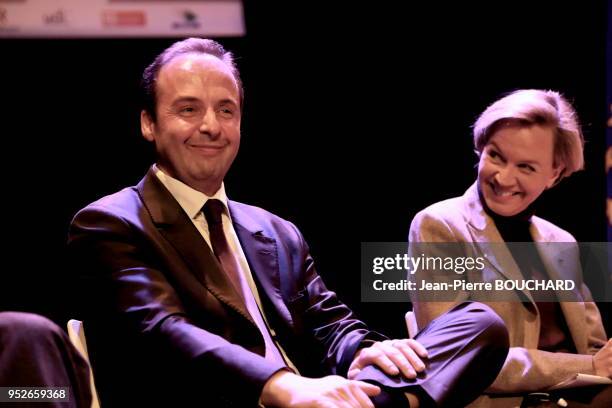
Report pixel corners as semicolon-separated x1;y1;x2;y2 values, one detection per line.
140;38;243;122
473;89;584;181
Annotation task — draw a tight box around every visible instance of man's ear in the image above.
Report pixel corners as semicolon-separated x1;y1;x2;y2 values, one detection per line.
141;110;155;142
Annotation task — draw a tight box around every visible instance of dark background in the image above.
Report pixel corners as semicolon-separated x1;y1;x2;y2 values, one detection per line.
0;1;609;338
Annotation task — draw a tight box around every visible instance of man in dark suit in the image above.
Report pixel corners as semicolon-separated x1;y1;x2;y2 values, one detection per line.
68;38;509;407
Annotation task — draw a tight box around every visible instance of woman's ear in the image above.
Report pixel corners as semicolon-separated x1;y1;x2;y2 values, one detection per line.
547;166;564;188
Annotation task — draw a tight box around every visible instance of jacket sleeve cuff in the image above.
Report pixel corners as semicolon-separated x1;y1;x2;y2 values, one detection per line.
336;330;388;377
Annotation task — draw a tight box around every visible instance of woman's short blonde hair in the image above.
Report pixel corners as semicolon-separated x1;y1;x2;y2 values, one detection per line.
473;89;584;180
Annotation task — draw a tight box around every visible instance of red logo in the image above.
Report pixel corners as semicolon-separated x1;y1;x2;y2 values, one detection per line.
102;10;146;27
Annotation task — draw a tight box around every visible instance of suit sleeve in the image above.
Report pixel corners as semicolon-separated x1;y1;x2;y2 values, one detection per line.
284;221;388;376
68;205;285;406
409;210;608;393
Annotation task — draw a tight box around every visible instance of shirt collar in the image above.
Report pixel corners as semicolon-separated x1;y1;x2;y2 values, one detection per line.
153;164;230;220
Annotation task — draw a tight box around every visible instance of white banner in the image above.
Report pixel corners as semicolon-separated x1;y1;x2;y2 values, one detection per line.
0;0;244;38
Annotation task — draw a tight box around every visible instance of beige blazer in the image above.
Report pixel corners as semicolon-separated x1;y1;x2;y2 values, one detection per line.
409;183;607;408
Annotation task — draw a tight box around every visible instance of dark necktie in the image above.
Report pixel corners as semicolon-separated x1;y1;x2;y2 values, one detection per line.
202;199;289;366
203;199;245;299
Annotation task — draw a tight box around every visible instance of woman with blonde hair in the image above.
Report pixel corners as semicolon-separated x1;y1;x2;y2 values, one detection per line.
409;89;611;407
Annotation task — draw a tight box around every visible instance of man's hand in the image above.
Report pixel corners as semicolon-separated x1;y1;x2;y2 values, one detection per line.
593;338;612;378
260;370;381;408
348;339;428;380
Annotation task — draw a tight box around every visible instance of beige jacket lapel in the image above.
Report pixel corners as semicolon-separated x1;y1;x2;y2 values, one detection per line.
463;183;536;305
531;218;589;353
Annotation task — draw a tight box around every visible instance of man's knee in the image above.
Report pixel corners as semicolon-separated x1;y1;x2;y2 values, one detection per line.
451;302;509;349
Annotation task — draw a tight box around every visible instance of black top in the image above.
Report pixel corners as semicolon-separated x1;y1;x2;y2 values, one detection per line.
477;185;575;353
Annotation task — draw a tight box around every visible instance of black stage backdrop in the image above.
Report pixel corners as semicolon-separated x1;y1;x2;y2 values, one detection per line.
0;1;609;337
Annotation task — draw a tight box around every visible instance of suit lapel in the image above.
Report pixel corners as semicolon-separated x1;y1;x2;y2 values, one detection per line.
230;202;294;328
530;222;573;285
463;183;536;305
136;168;256;327
531;220;588;351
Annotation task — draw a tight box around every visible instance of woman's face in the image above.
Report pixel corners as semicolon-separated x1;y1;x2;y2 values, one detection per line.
477;124;562;217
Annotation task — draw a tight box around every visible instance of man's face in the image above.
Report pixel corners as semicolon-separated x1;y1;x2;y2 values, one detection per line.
477;124;561;217
141;53;241;195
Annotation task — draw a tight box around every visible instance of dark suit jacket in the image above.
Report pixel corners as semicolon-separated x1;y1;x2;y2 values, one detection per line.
68;168;384;406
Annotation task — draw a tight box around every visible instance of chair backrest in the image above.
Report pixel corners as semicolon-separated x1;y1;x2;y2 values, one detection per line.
67;319;101;408
405;310;418;339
